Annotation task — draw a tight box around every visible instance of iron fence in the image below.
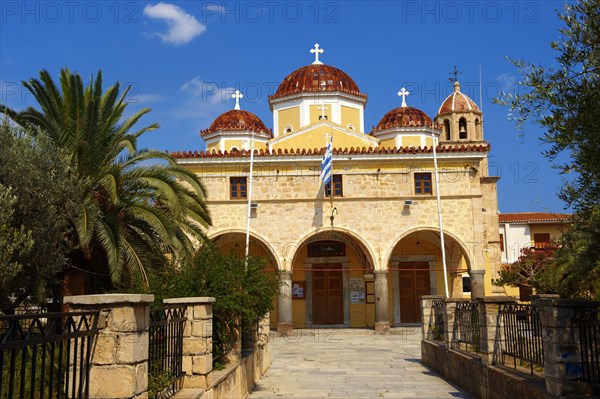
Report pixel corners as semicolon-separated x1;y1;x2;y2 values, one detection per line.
574;309;600;384
496;303;544;375
149;305;187;399
427;299;445;341
0;311;99;399
452;301;480;353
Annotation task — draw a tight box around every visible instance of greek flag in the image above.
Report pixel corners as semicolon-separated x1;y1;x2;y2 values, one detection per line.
319;137;332;186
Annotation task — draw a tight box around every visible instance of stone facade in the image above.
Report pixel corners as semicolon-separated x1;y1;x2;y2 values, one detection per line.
173;49;501;331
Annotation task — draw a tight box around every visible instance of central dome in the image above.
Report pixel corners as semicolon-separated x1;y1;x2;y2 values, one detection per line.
271;64;367;100
202;110;269;135
372;106;433;132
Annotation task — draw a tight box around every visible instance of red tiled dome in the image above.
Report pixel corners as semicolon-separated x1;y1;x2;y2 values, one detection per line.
202;110;269;135
270;64;367;100
437;82;481;116
372;106;433;132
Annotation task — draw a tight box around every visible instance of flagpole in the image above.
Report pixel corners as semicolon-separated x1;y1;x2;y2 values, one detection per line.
432;128;450;298
245;130;255;265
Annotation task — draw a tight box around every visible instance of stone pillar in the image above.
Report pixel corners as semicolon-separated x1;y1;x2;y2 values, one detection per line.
64;294;153;399
420;295;444;341
444;298;469;347
476;296;516;365
374;270;390;333
277;271;293;336
163;297;215;389
469;269;485;299
535;296;599;397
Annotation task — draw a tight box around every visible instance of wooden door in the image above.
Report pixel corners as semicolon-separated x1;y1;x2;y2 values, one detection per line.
312;264;343;325
398;262;430;323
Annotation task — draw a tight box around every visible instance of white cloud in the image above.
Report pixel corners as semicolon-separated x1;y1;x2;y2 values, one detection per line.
204;4;225;13
496;73;517;93
143;3;205;45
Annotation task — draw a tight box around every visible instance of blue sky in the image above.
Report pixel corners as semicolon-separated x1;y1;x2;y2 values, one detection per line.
1;1;571;213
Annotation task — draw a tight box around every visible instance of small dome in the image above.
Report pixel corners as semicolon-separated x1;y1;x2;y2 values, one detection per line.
437;81;481;116
270;64;367;100
203;110;269;135
372;106;433;132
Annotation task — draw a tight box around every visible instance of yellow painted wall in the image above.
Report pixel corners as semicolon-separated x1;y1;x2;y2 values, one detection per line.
341;106;361;133
401;136;421;148
379;138;395;148
278;106;300;133
291;268;306;328
271;125;376;151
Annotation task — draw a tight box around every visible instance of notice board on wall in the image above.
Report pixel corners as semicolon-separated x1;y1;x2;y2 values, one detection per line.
350;277;365;304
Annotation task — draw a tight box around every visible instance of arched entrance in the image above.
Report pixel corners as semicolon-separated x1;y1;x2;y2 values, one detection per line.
388;229;471;324
289;230;375;328
210;231;280;327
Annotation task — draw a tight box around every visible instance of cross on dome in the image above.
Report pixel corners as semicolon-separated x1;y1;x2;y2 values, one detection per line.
318;103;328;120
397;87;410;107
310;43;324;65
232;90;243;110
449;66;461;83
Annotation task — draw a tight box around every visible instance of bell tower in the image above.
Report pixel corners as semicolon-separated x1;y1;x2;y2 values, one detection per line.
434;79;483;143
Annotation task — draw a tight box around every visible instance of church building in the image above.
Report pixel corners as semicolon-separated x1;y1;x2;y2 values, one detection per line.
172;44;501;332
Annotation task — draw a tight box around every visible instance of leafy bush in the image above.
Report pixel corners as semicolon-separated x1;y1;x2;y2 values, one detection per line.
149;244;279;361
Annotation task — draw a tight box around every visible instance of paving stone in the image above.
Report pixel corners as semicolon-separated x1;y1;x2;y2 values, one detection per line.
249;328;471;399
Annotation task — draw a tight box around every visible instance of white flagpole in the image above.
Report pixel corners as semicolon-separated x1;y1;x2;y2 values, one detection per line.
432;128;450;298
245;131;255;263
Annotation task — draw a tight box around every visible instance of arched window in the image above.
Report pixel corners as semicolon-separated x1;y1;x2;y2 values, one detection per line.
475;118;481;139
459;117;468;139
444;119;451;140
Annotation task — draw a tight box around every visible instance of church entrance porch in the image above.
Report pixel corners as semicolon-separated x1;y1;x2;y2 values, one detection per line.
388;229;472;326
284;230;376;330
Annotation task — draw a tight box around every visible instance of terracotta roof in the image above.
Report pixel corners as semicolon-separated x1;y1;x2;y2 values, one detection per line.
499;213;572;223
269;64;367;100
201;110;271;136
372;106;433;133
170;143;490;159
437;81;481;116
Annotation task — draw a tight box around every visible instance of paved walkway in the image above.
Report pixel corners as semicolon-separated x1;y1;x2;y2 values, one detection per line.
249;328;470;399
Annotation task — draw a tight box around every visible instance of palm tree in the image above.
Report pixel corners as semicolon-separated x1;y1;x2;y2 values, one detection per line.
1;69;211;290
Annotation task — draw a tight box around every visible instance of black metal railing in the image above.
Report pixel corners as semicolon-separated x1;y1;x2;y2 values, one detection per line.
574;309;600;384
149;305;187;399
496;303;544;374
452;301;480;353
427;299;445;341
0;311;99;399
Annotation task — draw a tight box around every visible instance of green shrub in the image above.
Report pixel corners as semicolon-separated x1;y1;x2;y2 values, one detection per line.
149;244;280;362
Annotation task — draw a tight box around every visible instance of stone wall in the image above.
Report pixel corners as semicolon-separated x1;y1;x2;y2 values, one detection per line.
62;294;269;399
420;295;600;399
421;340;546;399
